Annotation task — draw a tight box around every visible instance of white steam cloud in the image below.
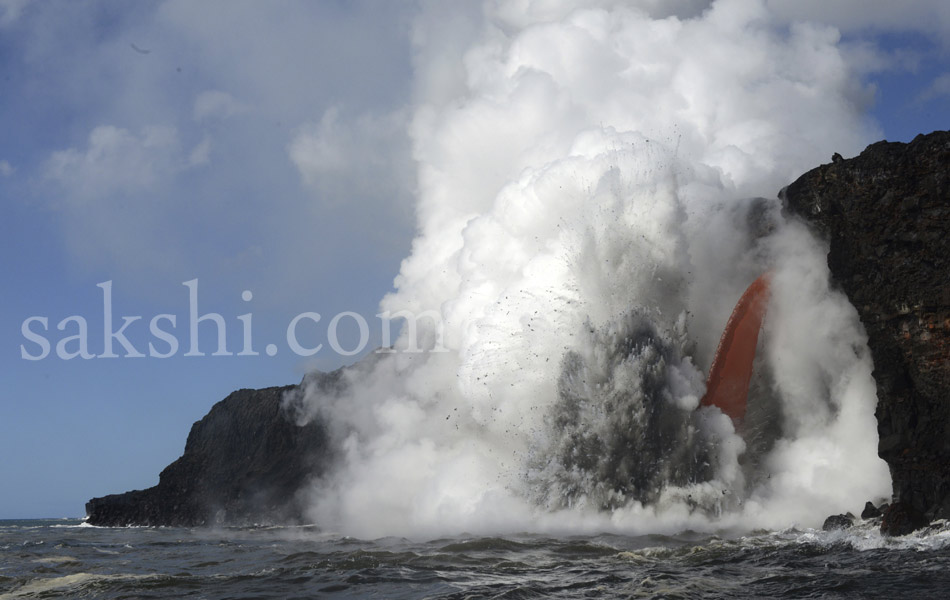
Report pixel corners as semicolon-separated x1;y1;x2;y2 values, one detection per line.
289;0;891;539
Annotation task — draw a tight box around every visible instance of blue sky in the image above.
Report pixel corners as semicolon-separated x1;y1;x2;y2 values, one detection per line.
1;0;948;519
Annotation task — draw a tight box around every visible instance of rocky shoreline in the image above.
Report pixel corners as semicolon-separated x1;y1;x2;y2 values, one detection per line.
87;132;949;535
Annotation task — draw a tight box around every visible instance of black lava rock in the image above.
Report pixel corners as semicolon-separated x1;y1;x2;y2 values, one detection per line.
861;501;883;520
783;131;950;535
85;374;341;527
881;501;929;537
822;513;855;531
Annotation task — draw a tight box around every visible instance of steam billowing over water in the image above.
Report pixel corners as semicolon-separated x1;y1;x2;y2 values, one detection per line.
287;0;890;539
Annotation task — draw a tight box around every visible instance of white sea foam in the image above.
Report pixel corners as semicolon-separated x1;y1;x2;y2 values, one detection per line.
31;556;79;565
0;573;156;600
814;519;950;552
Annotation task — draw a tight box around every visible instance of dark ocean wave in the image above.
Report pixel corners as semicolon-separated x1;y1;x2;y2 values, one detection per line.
2;519;950;599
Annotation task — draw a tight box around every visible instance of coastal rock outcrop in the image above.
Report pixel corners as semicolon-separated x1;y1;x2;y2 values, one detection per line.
85;374;340;527
861;501;884;520
782;130;950;535
822;513;855;531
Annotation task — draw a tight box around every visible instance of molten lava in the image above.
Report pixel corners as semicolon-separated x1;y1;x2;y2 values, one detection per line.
700;273;772;424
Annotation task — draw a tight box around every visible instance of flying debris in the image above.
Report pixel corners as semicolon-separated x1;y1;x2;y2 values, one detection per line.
700;273;772;424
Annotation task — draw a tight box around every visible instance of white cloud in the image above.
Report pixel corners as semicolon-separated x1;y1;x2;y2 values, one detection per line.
39;125;198;278
157;1;414;123
289;108;350;176
188;136;211;166
193;90;248;121
7;0;415;301
0;0;32;27
0;159;14;177
918;72;950;103
765;0;950;37
488;0;712;27
44;125;183;202
288;106;414;213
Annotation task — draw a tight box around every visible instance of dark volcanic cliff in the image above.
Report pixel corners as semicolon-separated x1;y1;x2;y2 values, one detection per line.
782;131;950;534
86;379;337;527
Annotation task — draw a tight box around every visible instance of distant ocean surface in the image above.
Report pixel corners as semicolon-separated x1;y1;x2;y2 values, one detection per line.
2;519;950;599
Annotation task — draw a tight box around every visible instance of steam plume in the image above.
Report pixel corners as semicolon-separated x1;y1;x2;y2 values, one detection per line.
288;0;890;539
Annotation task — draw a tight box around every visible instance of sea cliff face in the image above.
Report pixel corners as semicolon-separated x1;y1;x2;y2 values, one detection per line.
782;131;950;535
85;380;336;527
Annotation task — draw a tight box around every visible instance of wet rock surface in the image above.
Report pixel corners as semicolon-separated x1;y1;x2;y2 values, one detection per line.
783;131;950;535
822;513;856;531
880;501;930;537
861;501;884;520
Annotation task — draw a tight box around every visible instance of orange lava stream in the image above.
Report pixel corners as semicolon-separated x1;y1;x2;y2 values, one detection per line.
700;273;772;424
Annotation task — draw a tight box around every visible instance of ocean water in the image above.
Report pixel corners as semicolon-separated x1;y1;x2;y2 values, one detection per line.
3;519;950;599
